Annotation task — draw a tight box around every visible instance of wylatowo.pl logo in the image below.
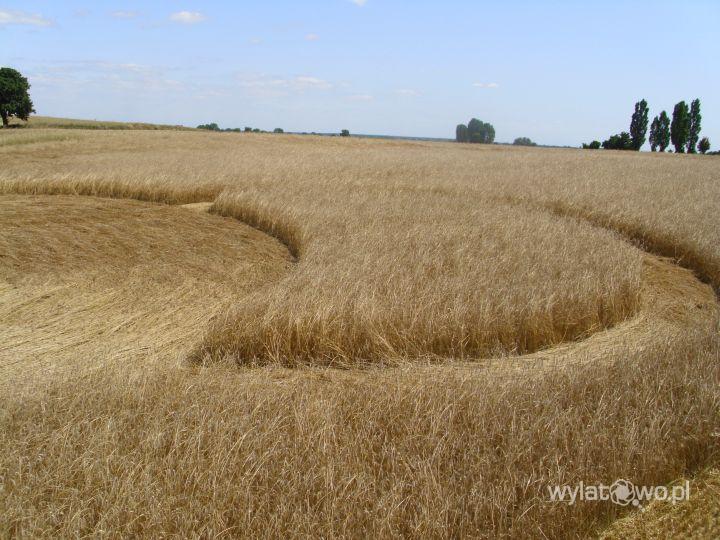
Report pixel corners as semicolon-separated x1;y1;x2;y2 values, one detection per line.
548;479;690;507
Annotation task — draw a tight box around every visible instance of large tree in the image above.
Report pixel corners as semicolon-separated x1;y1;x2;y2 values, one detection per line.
629;99;649;150
467;118;495;144
687;98;702;153
455;123;469;143
467;118;482;142
670;101;690;153
0;67;35;127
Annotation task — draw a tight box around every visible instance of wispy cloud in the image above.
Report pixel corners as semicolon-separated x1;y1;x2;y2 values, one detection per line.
111;11;139;19
27;61;184;94
170;11;206;24
293;76;332;89
351;0;368;6
0;10;53;27
473;82;499;89
305;33;319;41
237;74;334;97
348;94;373;101
396;89;420;97
248;38;262;45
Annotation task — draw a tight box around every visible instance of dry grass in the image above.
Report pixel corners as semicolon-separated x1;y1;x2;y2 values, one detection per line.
1;128;719;537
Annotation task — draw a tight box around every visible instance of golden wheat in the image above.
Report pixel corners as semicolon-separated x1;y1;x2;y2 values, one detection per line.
1;127;719;538
1;130;648;365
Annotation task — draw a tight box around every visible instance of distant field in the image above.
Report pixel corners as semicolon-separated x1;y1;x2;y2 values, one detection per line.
8;115;190;130
0;124;718;538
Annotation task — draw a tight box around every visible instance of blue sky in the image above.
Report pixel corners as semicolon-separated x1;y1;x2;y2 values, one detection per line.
2;1;718;146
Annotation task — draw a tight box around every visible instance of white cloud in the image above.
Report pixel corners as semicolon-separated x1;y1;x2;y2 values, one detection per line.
248;38;262;45
170;11;206;24
28;61;184;94
237;74;334;97
294;76;332;89
396;89;420;97
305;33;319;41
348;94;373;101
473;82;499;89
0;10;52;27
351;0;368;5
111;11;139;19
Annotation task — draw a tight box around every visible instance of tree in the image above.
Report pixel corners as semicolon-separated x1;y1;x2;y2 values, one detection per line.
0;67;35;127
656;111;671;152
581;140;601;149
340;129;350;137
513;137;536;146
467;118;482;142
687;98;701;153
244;127;252;132
649;116;660;151
455;124;469;143
698;137;710;154
466;118;495;144
273;128;284;133
629;99;649;150
483;123;495;143
602;132;632;150
197;123;220;131
670;101;690;153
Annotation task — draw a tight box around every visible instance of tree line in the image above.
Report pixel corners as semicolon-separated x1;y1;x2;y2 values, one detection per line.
583;99;710;154
198;124;351;137
197;123;283;133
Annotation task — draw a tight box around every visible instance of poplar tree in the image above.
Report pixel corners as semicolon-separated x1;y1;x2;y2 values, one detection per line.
687;98;702;153
670;101;690;153
629;99;649;150
649;116;660;151
657;111;671;152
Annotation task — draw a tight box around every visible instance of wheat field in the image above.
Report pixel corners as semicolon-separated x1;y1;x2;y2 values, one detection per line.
1;127;719;538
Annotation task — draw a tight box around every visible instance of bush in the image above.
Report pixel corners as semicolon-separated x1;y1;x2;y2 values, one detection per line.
698;137;710;154
582;140;601;150
340;129;350;137
602;132;633;150
513;137;537;147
